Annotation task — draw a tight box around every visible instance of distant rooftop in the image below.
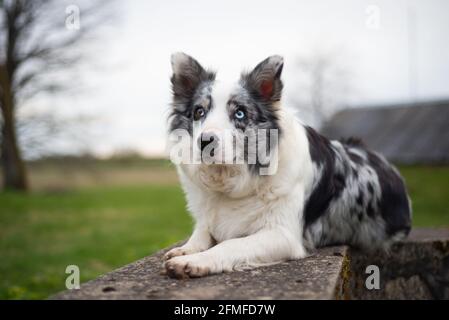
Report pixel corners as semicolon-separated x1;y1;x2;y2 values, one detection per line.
321;99;449;164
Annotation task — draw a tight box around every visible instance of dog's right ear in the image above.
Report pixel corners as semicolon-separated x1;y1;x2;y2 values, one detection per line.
241;55;284;103
170;52;215;99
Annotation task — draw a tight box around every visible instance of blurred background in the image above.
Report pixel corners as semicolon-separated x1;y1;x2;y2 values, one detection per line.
0;0;448;299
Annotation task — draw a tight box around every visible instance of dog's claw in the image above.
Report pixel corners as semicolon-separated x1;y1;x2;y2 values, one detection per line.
164;256;211;279
163;247;191;261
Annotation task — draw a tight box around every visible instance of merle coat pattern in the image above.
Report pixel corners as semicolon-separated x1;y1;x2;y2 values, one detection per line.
164;52;411;279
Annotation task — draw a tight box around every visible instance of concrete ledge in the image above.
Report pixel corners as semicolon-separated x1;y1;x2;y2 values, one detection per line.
51;228;449;300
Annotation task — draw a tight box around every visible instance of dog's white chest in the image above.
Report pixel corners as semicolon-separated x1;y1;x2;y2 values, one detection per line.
205;196;266;243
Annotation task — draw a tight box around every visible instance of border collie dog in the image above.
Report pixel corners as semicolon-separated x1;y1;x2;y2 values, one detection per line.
164;53;411;279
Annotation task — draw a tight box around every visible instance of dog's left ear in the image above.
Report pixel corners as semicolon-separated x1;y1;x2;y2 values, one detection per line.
170;52;214;101
242;55;284;102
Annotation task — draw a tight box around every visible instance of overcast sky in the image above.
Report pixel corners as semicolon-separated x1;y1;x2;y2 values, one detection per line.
26;0;449;157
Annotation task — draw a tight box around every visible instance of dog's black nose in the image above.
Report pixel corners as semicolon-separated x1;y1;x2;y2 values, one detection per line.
198;132;218;152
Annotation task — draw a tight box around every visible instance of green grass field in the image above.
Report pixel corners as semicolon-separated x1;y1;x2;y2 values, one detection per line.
0;164;448;299
0;184;192;299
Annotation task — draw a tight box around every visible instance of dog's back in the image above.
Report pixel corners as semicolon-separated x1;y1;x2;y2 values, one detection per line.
302;126;412;251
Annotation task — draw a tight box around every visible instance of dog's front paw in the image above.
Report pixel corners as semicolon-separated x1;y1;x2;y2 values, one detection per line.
163;246;195;261
164;254;217;279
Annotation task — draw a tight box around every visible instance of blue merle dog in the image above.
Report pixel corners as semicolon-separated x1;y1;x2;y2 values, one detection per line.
163;53;411;279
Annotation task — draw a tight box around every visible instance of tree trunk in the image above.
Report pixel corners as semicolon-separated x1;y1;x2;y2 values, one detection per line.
0;65;28;191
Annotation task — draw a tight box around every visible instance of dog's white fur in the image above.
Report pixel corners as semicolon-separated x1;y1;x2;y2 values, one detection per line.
165;105;314;278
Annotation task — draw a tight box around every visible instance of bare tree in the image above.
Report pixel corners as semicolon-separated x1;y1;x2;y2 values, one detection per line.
0;0;112;191
292;49;353;128
16;111;98;160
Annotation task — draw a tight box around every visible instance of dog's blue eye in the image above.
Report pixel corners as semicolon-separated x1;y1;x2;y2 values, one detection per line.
234;109;245;120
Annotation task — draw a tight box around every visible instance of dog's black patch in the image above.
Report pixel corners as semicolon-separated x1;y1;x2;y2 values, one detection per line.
356;192;364;206
303;126;347;228
367;182;374;194
366;151;411;236
346;149;364;165
341;137;365;147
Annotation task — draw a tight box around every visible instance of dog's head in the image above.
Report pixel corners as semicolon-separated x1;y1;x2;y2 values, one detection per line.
167;53;284;192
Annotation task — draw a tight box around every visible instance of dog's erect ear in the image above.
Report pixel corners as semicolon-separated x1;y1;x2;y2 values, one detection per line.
170;52;214;100
242;55;284;102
